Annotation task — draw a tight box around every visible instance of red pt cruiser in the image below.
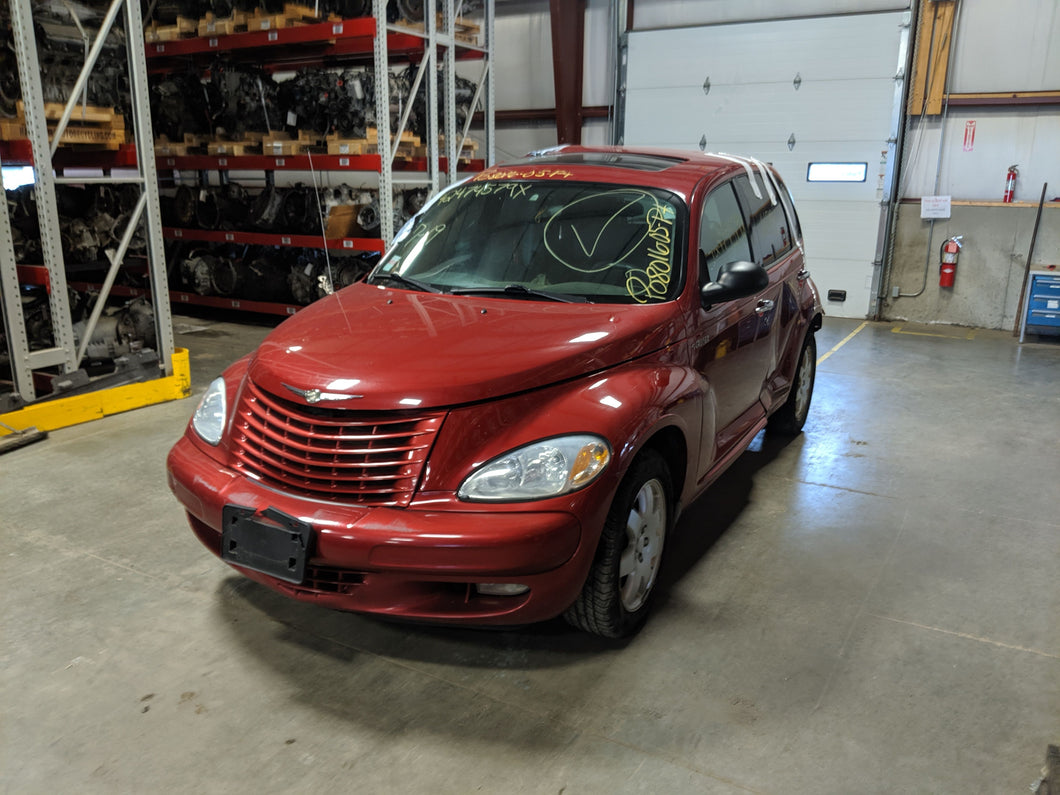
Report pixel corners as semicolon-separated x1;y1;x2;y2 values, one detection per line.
168;146;823;637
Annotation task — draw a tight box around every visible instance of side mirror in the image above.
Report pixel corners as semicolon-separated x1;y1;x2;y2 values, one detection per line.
700;260;769;305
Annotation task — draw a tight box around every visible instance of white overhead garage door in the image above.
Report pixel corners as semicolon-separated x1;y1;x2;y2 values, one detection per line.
623;10;911;319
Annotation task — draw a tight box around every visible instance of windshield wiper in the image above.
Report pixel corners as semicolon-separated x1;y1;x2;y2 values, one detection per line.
450;284;590;303
368;271;441;293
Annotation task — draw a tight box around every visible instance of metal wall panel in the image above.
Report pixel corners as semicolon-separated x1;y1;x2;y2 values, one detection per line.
486;0;614;160
901;109;1060;201
626;14;903;86
629;81;896;143
492;7;554;109
625;11;908;318
633;0;909;30
948;0;1060;93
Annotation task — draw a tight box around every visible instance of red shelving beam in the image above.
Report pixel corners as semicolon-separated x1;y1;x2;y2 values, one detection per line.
1;140;139;169
156;152;381;171
145;16;376;59
144;18;477;68
164;227;385;253
68;282;305;316
155;153;484;172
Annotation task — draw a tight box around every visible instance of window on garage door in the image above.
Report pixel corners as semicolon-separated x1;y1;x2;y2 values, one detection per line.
698;181;752;285
733;175;793;268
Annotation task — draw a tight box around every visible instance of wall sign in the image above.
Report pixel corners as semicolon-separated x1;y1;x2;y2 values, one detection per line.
921;195;952;219
963;120;976;152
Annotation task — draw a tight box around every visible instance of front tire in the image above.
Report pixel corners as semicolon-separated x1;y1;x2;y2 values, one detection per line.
564;450;671;638
768;331;816;435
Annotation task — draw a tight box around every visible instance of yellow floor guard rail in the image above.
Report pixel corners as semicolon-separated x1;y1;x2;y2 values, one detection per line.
0;347;191;434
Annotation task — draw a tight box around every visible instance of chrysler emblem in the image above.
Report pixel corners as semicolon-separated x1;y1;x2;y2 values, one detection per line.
283;383;362;403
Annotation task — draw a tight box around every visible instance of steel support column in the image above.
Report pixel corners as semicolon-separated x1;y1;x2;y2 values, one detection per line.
549;0;586;145
0;153;36;402
123;0;174;375
373;0;394;244
9;0;78;375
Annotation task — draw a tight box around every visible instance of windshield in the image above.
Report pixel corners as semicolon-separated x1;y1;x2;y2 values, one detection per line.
372;181;686;304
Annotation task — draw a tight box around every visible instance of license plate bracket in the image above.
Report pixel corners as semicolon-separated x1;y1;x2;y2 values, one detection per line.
221;505;312;584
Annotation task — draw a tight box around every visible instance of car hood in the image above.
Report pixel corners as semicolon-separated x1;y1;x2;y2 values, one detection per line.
247;283;683;411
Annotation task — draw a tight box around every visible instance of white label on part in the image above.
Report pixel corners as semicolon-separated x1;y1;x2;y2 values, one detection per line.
287;111;297;127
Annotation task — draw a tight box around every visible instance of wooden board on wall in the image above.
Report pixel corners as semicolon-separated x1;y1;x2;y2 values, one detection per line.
908;0;956;116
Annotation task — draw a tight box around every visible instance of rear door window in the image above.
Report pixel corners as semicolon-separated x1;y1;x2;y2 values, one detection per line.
733;175;793;268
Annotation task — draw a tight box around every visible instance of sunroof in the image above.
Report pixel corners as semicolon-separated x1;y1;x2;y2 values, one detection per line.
520;152;688;172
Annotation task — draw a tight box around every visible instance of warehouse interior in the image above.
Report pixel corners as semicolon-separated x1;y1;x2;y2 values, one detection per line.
1;0;1058;792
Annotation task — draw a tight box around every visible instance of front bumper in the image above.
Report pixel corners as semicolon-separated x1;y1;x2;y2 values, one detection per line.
167;434;592;625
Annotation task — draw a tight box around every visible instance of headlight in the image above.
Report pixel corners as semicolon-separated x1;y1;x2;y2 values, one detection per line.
191;377;227;445
458;435;611;502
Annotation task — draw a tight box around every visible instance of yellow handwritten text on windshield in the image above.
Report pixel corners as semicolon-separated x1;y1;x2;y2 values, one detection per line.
624;201;675;303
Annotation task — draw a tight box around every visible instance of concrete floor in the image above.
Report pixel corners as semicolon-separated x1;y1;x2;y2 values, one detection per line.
2;315;1058;794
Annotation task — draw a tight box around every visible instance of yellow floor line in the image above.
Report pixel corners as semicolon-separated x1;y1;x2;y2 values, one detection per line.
0;347;191;434
891;324;977;340
817;321;867;365
869;614;1059;659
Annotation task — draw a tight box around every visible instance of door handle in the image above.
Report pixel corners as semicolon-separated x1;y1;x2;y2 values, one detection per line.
796;269;810;282
755;299;775;315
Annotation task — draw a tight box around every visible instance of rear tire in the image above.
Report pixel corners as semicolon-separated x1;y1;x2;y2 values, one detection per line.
564;450;671;638
768;331;816;435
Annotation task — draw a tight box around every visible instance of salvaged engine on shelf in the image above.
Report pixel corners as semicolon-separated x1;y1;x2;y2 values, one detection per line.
0;3;132;118
7;184;146;266
140;50;477;145
278;68;372;139
150;70;214;140
171;244;375;304
207;60;284;136
0;289;156;367
73;296;157;360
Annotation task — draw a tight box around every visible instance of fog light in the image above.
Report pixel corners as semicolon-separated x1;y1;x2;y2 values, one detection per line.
476;583;530;596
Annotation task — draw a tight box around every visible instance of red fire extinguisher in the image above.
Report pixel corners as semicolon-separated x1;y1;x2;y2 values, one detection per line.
939;235;962;288
1003;165;1018;203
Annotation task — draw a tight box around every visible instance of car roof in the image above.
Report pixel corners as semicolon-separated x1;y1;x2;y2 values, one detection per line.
474;145;758;199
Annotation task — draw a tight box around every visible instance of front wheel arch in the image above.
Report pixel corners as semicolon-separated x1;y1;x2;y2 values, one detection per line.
564;448;673;638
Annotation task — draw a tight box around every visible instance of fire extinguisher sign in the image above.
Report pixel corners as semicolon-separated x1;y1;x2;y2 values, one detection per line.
963;120;976;152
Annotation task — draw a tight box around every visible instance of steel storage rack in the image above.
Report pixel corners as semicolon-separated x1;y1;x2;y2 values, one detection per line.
144;0;495;316
1;0;189;431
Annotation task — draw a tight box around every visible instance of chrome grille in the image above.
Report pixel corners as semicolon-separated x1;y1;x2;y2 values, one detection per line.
232;380;443;506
